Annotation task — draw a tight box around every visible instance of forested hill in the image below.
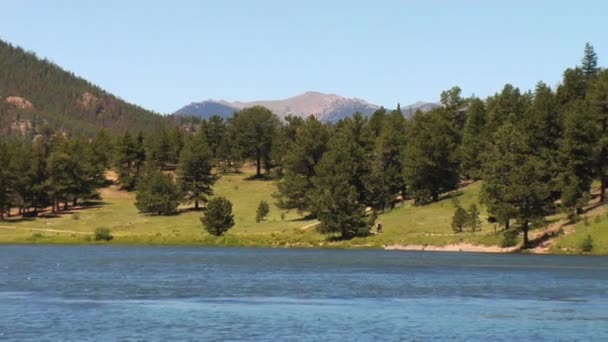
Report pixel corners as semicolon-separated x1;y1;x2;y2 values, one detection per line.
0;39;184;137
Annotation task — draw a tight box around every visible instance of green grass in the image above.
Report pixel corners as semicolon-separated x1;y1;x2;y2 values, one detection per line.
550;214;608;254
0;168;550;250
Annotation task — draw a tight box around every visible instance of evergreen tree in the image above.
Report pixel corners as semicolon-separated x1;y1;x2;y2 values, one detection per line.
451;206;467;233
467;204;481;232
256;200;270;222
460;98;486;179
440;86;466;132
557;68;588;105
480;123;553;246
46;148;80;212
312;128;372;239
177;130;216;210
557;101;598;219
201;197;235;236
368;107;387;137
367;111;406;210
205;115;226;159
0;142;15;219
146;128;172;169
403;110;460;204
134;168;180;215
581;42;599;78
275;116;329;214
233;106;279;177
115;131;138;190
588;70;608;201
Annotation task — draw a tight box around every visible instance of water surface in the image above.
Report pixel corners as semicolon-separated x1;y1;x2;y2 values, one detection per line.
1;246;607;341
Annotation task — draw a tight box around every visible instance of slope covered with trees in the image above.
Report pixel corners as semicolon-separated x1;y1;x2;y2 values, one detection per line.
0;39;196;137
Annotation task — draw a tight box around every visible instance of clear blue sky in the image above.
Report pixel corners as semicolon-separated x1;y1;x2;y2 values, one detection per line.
1;1;606;114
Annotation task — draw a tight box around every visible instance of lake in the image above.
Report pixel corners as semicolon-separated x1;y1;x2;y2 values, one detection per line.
1;246;607;341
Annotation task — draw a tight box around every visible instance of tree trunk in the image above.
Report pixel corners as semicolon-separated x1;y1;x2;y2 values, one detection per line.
256;152;261;177
505;219;510;230
73;198;78;207
63;200;68;211
522;221;529;247
195;200;199;210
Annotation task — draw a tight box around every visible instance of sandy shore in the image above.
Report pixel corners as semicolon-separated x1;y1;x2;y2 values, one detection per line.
383;243;519;253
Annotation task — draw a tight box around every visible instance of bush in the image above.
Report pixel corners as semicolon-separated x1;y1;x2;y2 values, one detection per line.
580;234;594;252
94;227;113;241
134;170;181;215
201;197;235;236
501;229;519;247
451;206;467;233
256;200;270;222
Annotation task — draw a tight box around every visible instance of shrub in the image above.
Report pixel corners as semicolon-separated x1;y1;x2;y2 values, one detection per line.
94;227;113;241
451;206;467;233
580;234;594;252
501;229;519;247
71;213;80;220
201;197;235;236
256;200;270;222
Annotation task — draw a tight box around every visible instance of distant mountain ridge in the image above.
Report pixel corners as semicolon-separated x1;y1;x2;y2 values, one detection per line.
175;91;438;122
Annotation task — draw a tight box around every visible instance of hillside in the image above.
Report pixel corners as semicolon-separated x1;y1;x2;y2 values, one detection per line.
0;39;174;137
175;91;438;121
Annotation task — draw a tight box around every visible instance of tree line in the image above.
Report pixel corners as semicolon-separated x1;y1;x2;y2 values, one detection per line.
1;43;606;245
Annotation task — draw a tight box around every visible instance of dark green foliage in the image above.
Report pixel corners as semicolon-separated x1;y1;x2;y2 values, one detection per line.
460;98;486;179
580;234;594;252
275;117;329;214
367;111;406;210
0;142;15;219
557;101;597;219
451;206;468;233
177;130;216;209
205;116;227;159
403;110;460;204
94;227;113;241
501;229;519;248
233;106;279;177
480;124;553;246
134;169;180;215
256;200;270;222
312;126;372;239
581;42;599;78
588;70;608;201
201;197;235;236
467;204;481;232
0;39;168;137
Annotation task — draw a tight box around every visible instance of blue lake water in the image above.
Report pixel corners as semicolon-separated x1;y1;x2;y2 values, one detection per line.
1;246;607;341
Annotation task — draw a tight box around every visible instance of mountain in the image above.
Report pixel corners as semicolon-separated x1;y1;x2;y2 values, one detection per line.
0;39;185;138
175;92;438;122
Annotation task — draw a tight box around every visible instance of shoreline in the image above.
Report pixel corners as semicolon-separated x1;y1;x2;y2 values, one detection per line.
0;240;601;256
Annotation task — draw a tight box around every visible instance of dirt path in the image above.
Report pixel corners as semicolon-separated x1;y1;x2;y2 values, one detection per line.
300;221;320;230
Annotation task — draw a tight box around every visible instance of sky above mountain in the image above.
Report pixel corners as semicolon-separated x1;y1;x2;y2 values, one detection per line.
1;1;606;114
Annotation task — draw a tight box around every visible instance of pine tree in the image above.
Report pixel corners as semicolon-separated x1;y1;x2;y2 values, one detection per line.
0;142;15;219
367;111;406;210
467;204;481;232
275;116;329;214
115;131;138;190
451;206;467;233
403;110;460;204
177;130;216;210
480;123;553;246
581;42;599;78
134;168;180;215
557;101;598;219
233;106;279;177
205;116;227;159
256;200;270;222
312;129;372;239
460;98;486;179
201;197;235;236
588;70;608;201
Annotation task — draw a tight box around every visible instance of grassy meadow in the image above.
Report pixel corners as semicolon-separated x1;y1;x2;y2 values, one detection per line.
0;165;605;254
